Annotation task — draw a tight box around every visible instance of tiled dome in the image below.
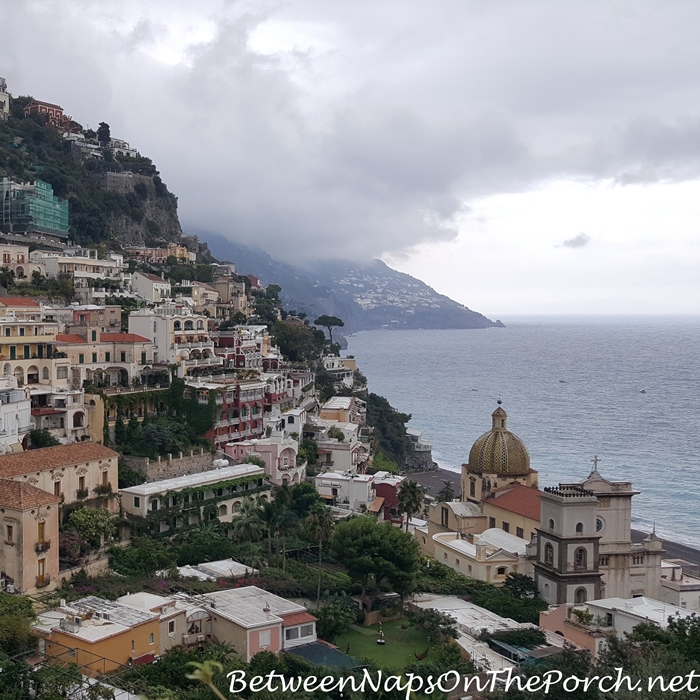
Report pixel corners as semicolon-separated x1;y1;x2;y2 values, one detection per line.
468;405;530;475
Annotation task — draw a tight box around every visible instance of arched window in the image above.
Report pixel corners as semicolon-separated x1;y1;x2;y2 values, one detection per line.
73;412;84;428
184;320;194;330
218;504;228;516
173;321;181;331
544;543;554;566
42;367;50;380
548;518;555;531
496;567;507;576
576;522;583;533
575;587;587;604
544;583;550;599
197;320;204;329
575;547;587;570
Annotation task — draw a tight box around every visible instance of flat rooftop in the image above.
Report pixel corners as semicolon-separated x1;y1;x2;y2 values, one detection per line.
200;586;307;629
119;464;264;496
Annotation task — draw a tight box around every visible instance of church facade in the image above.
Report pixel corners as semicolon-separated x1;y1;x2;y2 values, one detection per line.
419;404;663;602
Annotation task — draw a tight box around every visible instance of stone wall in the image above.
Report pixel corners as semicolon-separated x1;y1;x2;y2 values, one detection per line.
121;449;215;482
404;447;438;472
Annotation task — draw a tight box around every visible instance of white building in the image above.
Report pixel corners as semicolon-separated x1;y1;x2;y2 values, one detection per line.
128;303;220;373
314;470;375;511
0;244;30;280
0;376;31;453
223;435;305;486
132;271;171;303
660;560;700;611
109;138;139;158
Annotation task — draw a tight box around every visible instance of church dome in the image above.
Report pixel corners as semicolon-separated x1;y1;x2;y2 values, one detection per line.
468;405;530;475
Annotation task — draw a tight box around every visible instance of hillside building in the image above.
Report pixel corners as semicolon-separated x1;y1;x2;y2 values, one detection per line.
1;178;69;238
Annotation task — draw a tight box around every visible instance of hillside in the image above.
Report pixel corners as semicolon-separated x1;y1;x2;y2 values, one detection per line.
0;96;181;246
205;234;503;332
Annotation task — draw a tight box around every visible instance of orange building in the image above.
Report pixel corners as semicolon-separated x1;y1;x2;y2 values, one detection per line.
35;596;160;675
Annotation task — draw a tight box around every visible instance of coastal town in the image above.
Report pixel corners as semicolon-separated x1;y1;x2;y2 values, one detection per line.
1;78;700;699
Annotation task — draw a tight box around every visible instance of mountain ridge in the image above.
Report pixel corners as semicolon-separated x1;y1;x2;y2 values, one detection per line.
204;233;503;332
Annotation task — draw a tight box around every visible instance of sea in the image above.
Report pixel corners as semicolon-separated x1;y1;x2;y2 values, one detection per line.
345;316;700;547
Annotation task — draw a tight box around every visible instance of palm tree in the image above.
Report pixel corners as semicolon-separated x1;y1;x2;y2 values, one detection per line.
307;504;335;606
397;480;424;532
230;497;263;560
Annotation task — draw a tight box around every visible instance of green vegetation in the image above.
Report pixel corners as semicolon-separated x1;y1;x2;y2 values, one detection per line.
397;479;424;530
334;619;430;672
0;97;179;245
406;607;458;643
365;392;413;468
0;594;36;654
313;314;345;345
330;516;421;603
272;321;326;362
28;428;60;449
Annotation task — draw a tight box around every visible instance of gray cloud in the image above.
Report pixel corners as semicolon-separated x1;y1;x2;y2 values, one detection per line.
562;233;591;249
3;1;700;264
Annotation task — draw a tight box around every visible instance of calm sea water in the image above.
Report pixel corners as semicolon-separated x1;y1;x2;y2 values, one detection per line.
346;317;700;547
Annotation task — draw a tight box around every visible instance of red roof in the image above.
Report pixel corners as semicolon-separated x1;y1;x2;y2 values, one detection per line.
56;333;86;344
31;407;66;416
100;333;151;343
0;297;40;307
0;443;118;479
0;479;61;509
482;483;541;522
138;272;168;283
280;611;317;626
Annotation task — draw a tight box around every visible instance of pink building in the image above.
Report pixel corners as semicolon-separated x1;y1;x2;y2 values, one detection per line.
223;436;304;486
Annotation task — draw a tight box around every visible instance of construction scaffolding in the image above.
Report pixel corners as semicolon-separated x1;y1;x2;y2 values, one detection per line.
0;177;69;235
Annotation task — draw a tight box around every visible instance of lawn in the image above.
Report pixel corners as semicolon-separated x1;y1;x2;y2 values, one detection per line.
334;618;431;671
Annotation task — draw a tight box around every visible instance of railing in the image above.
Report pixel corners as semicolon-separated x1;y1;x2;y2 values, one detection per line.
182;358;224;367
36;576;51;588
35;540;51;553
173;341;215;350
77;488;89;499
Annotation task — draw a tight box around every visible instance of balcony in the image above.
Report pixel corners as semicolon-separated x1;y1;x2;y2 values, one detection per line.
35;540;51;553
173;341;215;351
182;357;224;368
77;488;89;499
36;576;51;588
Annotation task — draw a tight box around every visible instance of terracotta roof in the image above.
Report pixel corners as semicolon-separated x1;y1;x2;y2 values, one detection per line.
56;333;87;344
138;273;168;283
32;407;66;416
482;483;541;522
0;479;60;509
280;611;318;626
0;297;40;307
0;443;119;478
100;333;151;343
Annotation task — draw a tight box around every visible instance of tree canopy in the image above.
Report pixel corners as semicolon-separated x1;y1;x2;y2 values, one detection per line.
313;315;344;345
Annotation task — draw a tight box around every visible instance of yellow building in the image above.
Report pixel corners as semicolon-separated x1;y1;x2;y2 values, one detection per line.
36;596;160;674
0;297;71;388
0;479;60;593
481;482;541;541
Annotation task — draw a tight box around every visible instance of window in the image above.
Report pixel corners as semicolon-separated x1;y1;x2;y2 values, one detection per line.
300;624;314;637
444;552;448;561
19;327;25;336
455;558;460;566
502;522;510;533
548;518;555;530
6;525;13;544
42;367;49;379
168;620;175;635
288;416;294;424
441;507;449;526
516;527;524;539
599;556;609;566
576;522;583;533
54;481;61;496
120;351;126;362
92;353;97;363
544;543;554;566
78;354;85;364
134;497;140;508
38;521;45;544
91;330;97;341
489;517;496;528
151;499;158;511
575;548;587;570
57;366;67;379
131;641;135;652
575;588;587;604
149;633;155;645
79;476;85;491
105;352;110;362
496;567;507;576
4;328;8;336
286;627;299;640
469;477;476;498
259;630;271;647
141;352;147;364
633;554;645;565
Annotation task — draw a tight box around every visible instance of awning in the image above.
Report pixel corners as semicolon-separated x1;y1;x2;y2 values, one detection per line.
366;496;385;513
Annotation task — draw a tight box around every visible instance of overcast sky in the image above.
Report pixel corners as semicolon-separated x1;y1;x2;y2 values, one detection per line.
2;0;700;315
